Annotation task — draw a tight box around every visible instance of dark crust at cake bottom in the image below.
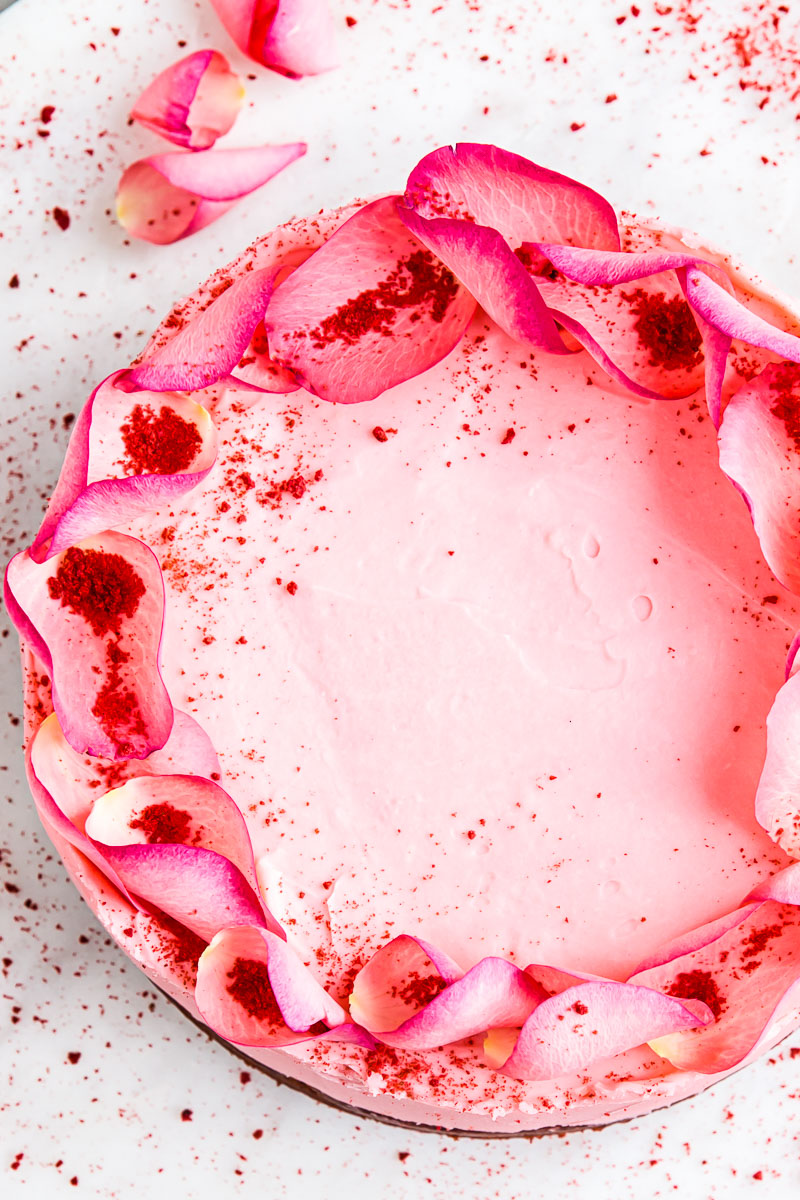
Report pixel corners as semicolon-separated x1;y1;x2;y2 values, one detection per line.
157;986;751;1140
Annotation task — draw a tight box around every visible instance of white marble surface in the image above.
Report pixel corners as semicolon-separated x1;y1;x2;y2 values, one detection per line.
2;0;800;1194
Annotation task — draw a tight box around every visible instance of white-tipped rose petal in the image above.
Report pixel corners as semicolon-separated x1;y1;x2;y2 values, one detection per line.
95;843;270;942
209;0;338;78
196;925;346;1047
630;901;800;1073
718;362;800;594
265;196;476;404
349;934;463;1032
127;267;279;392
31;373;217;560
130;50;244;149
6;533;172;759
495;982;712;1081
754;670;800;857
84;774;260;895
116;143;307;245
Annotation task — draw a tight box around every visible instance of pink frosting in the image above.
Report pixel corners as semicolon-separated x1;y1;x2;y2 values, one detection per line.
11;145;800;1134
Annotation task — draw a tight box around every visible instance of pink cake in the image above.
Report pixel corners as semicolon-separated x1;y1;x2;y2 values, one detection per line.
8;144;800;1135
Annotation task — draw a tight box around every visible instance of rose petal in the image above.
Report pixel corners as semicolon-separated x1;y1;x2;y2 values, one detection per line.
717;362;800;593
116;143;307;244
195;924;348;1046
265;196;476;404
209;0;338;78
630;901;800;1073
6;533;172;759
130;50;244;150
127;267;280;392
748;862;800;904
753;670;800;857
630;903;762;975
686;268;800;363
84;774;260;896
31;373;217;561
94;842;273;942
493;981;712;1081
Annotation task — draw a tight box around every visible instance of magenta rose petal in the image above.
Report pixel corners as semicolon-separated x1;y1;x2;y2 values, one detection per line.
94;843;273;942
748;863;800;903
116;143;307;244
630;901;800;1073
492;982;712;1080
686;269;800;362
717;363;800;593
348;934;464;1032
208;0;338;78
6;533;173;759
128;267;280;391
265;196;476;404
130;50;244;150
196;924;347;1047
753;671;800;856
32;374;217;561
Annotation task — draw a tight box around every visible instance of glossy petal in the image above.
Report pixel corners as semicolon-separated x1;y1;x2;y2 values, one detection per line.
495;981;712;1080
31;373;217;561
130;50;244;149
754;670;800;857
718;362;800;594
630;900;800;1072
265;196;476;404
127;267;279;391
209;0;338;78
116;143;307;244
7;533;172;759
195;924;350;1047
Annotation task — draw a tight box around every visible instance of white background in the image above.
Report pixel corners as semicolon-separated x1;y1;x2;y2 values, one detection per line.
2;0;800;1195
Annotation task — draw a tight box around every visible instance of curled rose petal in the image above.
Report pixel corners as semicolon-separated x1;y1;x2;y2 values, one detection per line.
84;774;260;896
753;670;800;857
94;843;274;942
349;934;463;1032
718;363;800;594
196;924;349;1047
116;143;307;245
630;901;800;1073
265;196;476;404
686;269;800;363
7;532;172;759
491;982;712;1081
208;0;338;78
130;50;244;150
127;267;280;392
31;373;217;561
748;862;800;904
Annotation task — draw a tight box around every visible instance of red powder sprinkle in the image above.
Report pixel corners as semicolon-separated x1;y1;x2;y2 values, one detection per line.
181;1108;193;1121
129;802;193;844
345;14;357;25
569;121;585;131
286;581;298;596
52;206;71;230
120;403;202;475
394;968;448;1009
666;969;726;1018
227;957;284;1025
372;426;389;442
155;913;207;970
769;363;800;450
741;922;785;959
47;546;146;636
9;274;19;288
500;428;516;444
66;1051;81;1064
621;288;703;371
40;104;56;124
571;1000;589;1015
309;250;459;348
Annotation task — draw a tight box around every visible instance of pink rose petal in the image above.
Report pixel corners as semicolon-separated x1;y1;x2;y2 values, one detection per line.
31;373;217;561
130;50;244;150
6;533;172;759
265;196;477;404
494;981;712;1081
116;143;307;244
127;267;280;392
686;269;800;363
630;901;800;1072
748;863;800;904
94;842;273;942
630;903;762;975
717;362;800;594
209;0;338;78
349;934;463;1033
195;924;350;1047
753;670;800;857
84;773;260;896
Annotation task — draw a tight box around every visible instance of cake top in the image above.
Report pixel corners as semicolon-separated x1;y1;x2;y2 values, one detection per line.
8;143;800;1091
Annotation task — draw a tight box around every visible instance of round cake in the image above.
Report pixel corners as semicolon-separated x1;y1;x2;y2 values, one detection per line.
8;143;800;1135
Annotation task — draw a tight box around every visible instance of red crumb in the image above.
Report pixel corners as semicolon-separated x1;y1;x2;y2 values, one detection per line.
47;546;145;637
129;802;193;844
120;404;202;475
